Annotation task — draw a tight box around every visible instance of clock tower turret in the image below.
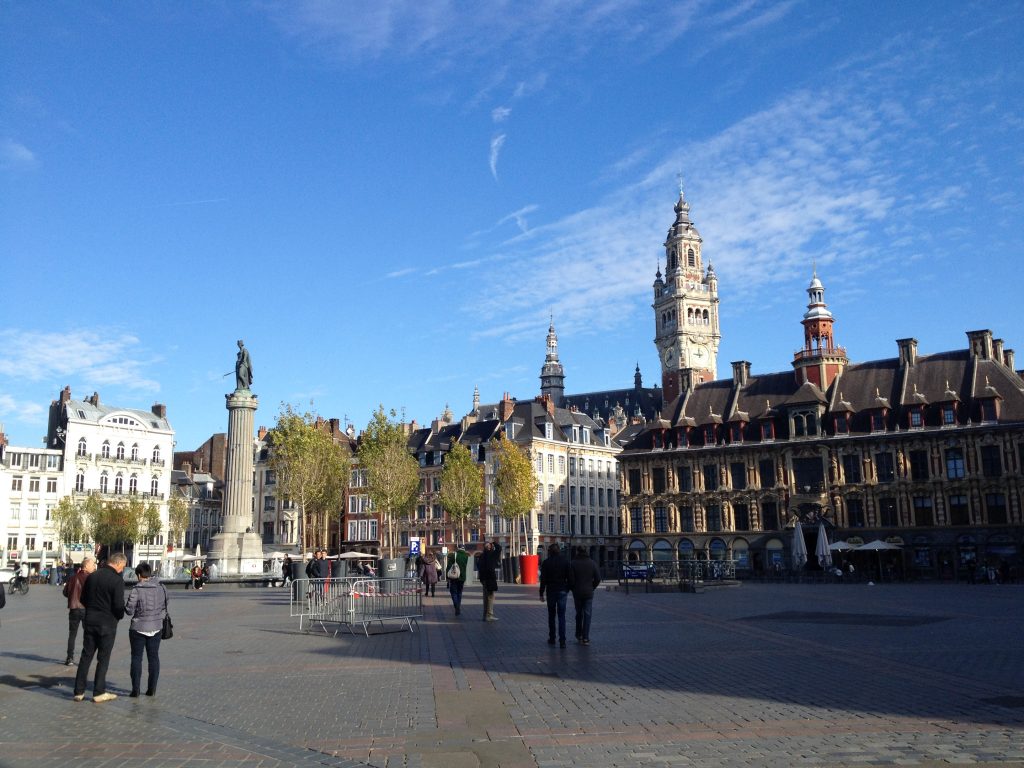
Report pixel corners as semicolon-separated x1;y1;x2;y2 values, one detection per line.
653;186;721;403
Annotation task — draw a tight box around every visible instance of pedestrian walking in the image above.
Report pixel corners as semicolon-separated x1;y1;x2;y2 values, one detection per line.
63;556;97;665
539;543;572;647
73;552;127;702
123;562;168;697
421;551;439;597
446;544;469;616
282;556;293;587
479;539;502;621
570;547;601;645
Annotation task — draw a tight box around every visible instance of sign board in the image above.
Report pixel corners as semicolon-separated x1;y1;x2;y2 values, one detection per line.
409;537;421;556
622;563;654;580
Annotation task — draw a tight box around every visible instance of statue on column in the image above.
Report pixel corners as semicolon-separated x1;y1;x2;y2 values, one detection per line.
235;340;253;391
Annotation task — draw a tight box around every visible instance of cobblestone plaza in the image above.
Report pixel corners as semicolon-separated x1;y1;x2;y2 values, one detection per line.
1;581;1022;767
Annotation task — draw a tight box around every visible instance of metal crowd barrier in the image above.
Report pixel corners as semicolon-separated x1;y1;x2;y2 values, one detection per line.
290;577;423;636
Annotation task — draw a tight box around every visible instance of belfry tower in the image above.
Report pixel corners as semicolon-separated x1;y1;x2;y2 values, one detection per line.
792;269;847;389
539;317;565;406
653;187;721;403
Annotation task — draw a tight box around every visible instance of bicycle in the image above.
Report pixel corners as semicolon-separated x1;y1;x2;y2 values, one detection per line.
7;576;29;596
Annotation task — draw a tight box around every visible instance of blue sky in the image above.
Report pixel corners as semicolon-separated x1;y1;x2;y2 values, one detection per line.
2;1;1022;452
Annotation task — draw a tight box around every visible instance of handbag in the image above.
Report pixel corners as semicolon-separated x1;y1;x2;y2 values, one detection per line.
447;561;461;580
160;585;173;639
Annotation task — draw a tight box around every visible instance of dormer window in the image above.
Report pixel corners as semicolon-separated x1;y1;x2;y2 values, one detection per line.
909;410;923;428
582;428;590;443
870;412;886;432
729;424;743;443
703;425;716;445
980;399;998;422
942;405;956;425
544;422;553;440
834;413;849;434
760;422;774;441
792;412;819;438
506;422;517;440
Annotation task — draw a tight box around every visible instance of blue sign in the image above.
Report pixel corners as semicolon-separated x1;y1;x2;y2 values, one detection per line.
622;564;654;580
409;538;421;556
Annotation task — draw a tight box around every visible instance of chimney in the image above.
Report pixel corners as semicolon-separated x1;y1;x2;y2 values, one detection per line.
1004;348;1015;371
731;361;751;386
257;426;268;440
993;338;1004;364
967;329;993;359
60;385;72;404
896;338;918;367
88;392;100;406
499;392;515;422
151;403;167;419
183;460;193;477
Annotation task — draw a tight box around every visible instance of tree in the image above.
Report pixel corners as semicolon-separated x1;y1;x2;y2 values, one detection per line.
140;501;163;545
51;496;88;546
167;493;189;550
438;441;484;545
358;406;420;558
91;497;142;554
492;432;539;555
268;403;350;553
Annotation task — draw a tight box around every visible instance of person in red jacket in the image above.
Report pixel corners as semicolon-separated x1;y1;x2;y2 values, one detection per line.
63;556;96;665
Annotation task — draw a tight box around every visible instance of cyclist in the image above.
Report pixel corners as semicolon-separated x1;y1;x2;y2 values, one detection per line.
10;561;29;592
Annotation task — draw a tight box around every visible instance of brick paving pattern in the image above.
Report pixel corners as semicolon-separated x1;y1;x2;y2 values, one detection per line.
0;579;1021;767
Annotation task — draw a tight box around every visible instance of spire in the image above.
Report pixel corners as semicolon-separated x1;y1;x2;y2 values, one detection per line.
793;268;847;389
539;318;565;407
634;363;642;389
472;385;480;414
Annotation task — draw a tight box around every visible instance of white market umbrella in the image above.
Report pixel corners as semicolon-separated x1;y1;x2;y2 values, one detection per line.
857;540;901;581
815;522;832;569
829;541;855;551
791;520;808;570
335;551;379;560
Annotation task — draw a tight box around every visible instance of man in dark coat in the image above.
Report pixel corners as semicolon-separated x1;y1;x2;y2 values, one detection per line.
570;547;601;645
478;539;502;621
539;543;573;647
73;553;127;702
63;555;96;665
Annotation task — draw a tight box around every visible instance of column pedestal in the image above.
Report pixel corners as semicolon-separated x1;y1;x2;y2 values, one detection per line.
208;389;264;575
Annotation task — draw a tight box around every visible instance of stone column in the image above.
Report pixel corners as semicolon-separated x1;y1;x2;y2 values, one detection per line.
208;390;264;575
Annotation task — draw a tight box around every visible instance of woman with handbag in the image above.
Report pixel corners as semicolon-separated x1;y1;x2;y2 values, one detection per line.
123;562;169;698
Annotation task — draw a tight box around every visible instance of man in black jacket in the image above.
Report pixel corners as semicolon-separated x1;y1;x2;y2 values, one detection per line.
478;540;501;621
73;553;127;702
539;543;572;647
570;547;601;645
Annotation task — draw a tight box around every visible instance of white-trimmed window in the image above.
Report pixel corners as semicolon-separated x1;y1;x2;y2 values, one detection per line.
99;473;109;493
101;441;111;459
77;438;88;457
114;474;124;494
75;473;85;492
129;475;138;494
151;477;160;496
116;442;125;460
131;444;139;461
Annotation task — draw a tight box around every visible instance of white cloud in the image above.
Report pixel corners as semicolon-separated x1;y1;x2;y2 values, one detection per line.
0;393;45;424
497;204;538;234
386;267;416;279
0;329;160;391
1;139;36;169
489;133;506;179
491;106;511;123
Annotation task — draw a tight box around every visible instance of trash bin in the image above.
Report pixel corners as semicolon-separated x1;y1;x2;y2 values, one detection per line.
519;554;539;585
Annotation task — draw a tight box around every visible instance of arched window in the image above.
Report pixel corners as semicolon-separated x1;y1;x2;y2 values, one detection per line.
669;249;677;269
628;539;648;562
702;309;710;325
678;538;695;560
687;248;695;267
131;444;139;461
114;474;123;494
152;446;162;464
687;308;694;323
652;539;674;561
129;475;138;495
77;438;87;457
75;472;85;492
99;472;109;493
151;477;160;496
101;441;111;459
116;442;125;460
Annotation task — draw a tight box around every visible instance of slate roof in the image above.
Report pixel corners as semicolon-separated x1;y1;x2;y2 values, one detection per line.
65;398;172;431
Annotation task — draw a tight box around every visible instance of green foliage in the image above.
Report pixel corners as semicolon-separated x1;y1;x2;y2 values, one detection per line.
51;496;88;545
492;432;538;520
438;441;484;544
269;403;350;552
167;494;189;549
357;405;420;557
91;497;143;552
